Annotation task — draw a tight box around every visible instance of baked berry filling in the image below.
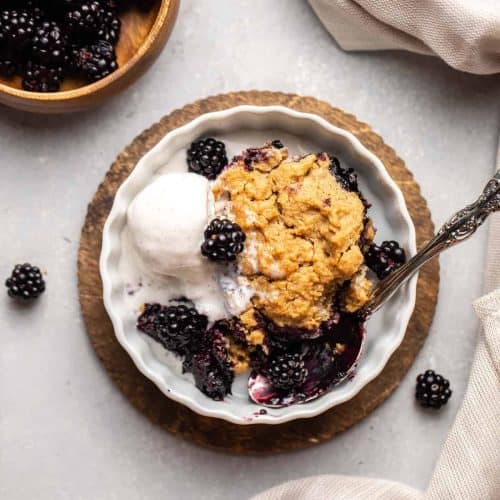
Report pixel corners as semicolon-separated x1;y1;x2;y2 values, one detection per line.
138;303;236;401
365;240;406;279
248;311;365;407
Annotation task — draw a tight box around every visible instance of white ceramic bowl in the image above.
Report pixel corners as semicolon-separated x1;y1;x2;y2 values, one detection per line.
100;106;417;425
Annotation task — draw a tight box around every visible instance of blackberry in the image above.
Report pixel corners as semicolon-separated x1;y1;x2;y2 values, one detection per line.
137;302;235;401
329;156;359;193
0;9;36;49
32;21;67;65
65;2;121;43
65;2;105;37
5;263;45;300
271;139;284;149
137;303;208;353
365;240;406;280
73;40;117;81
201;218;246;262
22;61;64;92
188;351;233;401
268;352;308;391
182;319;235;401
382;240;406;262
416;370;452;409
187;137;228;180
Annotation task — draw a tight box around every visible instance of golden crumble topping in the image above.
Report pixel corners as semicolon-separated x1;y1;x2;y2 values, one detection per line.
213;143;372;336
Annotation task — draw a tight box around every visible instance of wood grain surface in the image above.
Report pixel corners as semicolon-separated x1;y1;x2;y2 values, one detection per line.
78;91;439;453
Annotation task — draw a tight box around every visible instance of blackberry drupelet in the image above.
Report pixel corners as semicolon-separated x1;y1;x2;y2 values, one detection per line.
187;137;228;179
416;370;452;409
365;240;406;280
201;218;246;262
268;352;308;391
137;302;208;352
5;263;45;300
32;20;67;65
73;40;117;81
22;61;64;92
329;156;359;193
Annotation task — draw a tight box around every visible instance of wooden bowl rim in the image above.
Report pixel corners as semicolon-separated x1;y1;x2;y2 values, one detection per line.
0;0;178;104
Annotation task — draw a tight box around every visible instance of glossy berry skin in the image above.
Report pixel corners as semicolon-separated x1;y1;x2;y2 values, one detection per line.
137;303;208;353
137;303;235;401
365;240;406;279
32;21;67;65
66;2;104;35
66;1;121;44
187;138;228;180
268;352;308;391
0;9;36;49
187;349;234;401
73;40;117;81
22;61;64;92
186;324;234;401
416;369;452;409
201;218;246;262
5;263;45;300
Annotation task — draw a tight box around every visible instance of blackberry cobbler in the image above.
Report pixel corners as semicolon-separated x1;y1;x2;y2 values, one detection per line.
130;139;406;407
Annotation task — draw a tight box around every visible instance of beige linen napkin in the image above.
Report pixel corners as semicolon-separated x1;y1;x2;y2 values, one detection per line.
308;0;500;74
253;154;500;498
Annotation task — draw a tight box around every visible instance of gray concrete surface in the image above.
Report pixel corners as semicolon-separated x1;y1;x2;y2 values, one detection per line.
1;1;499;499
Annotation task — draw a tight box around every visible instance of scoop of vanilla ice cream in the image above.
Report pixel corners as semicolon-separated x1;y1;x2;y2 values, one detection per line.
127;172;213;280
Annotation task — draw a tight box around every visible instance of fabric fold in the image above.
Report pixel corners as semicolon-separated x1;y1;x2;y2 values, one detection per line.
253;288;500;499
308;0;500;74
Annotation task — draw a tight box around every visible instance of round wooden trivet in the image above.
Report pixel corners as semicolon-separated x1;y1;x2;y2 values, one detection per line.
78;91;439;453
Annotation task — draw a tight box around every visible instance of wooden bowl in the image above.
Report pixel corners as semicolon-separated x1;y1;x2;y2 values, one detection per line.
0;0;180;113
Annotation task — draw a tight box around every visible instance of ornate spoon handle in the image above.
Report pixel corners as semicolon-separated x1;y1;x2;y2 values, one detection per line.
360;171;500;318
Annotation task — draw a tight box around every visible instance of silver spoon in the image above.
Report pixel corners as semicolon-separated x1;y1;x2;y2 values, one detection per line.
249;171;500;408
360;170;500;318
